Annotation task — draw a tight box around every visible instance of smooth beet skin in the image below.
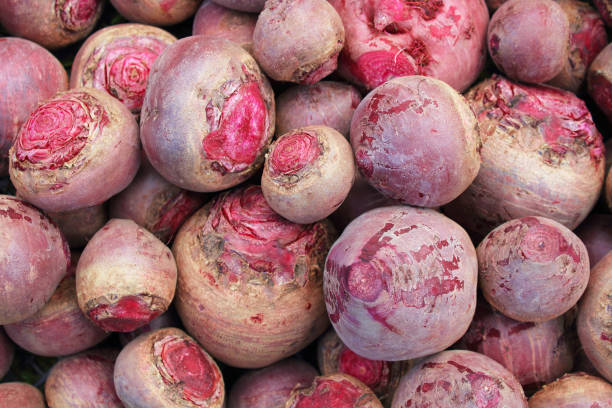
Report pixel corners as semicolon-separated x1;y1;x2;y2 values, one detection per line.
45;349;123;408
9;88;141;213
0;38;68;176
529;372;612;408
0;329;14;380
391;350;527;408
173;186;335;368
324;206;478;361
110;0;203;26
445;75;605;238
330;0;489;91
286;373;384;408
47;204;108;249
228;359;318;408
0;196;69;325
0;0;104;49
588;43;612;124
211;0;264;12
0;383;45;408
351;76;481;208
114;328;225;408
575;213;612;267
193;1;257;52
141;36;275;192
71;24;177;114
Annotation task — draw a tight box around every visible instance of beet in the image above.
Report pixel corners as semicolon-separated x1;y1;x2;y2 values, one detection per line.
0;383;45;408
0;328;14;380
351;75;481;208
324;206;478;361
114;327;225;407
173;185;335;368
286;373;383;408
47;204;108;249
529;372;612;407
140;36;275;192
9;88;141;213
575;213;612;267
594;0;612;27
211;0;264;12
192;1;257;52
71;24;177;115
118;308;180;346
109;0;203;26
589;43;612;126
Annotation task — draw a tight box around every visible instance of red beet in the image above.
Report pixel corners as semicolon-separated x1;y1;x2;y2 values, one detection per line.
118;308;180;346
109;0;203;26
0;383;45;408
228;359;318;408
594;0;612;27
192;1;257;52
0;328;14;380
529;372;612;407
575;213;612;267
9;88;141;213
391;350;527;407
286;373;384;408
141;36;275;192
486;0;507;10
173;185;335;368
114;327;225;407
211;0;264;12
47;204;108;249
351;76;481;208
324;206;478;361
589;43;612;125
45;349;123;407
0;38;68;176
329;0;489;91
445;75;605;238
71;24;177;114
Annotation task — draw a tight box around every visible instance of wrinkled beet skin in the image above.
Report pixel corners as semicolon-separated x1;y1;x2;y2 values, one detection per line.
444;75;605;239
0;329;14;380
0;38;67;177
71;24;177;114
324;206;478;361
110;0;202;26
114;327;225;408
141;37;275;193
45;350;123;408
577;251;612;383
192;1;256;52
351;76;481;208
575;213;612;267
588;43;612;124
391;350;527;407
47;204;108;249
286;373;384;408
228;359;318;408
330;0;489;91
0;383;45;408
0;196;69;325
211;0;265;12
173;186;335;368
0;0;104;49
529;372;612;407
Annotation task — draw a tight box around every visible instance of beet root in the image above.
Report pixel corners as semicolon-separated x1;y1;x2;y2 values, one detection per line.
575;213;612;267
192;1;257;53
0;383;45;408
324;206;478;361
109;0;203;26
0;328;14;380
529;372;612;407
286;373;384;408
588;43;612;124
47;204;108;249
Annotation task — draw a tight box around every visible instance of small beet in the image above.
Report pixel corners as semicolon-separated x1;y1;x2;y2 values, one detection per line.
192;1;256;52
76;219;178;332
45;349;123;408
262;125;356;224
324;206;478;361
285;373;383;408
228;359;318;408
0;0;104;49
114;327;225;408
575;213;612;267
529;372;612;407
589;44;612;126
141;36;275;192
70;24;177;114
109;0;203;26
0;328;14;380
118;308;180;346
47;204;108;249
211;0;264;12
391;350;528;407
351;75;481;208
9;88;141;213
173;185;335;368
0;383;45;408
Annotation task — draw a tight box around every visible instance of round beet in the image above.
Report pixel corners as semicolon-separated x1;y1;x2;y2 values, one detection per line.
9;88;141;213
0;328;14;380
0;383;45;408
109;0;202;26
118;308;180;346
488;0;569;84
45;349;122;407
286;373;383;408
444;75;605;238
529;372;612;407
391;350;527;407
262;125;355;224
77;219;178;332
109;160;207;244
192;1;256;52
0;196;69;325
351;76;481;208
47;204;108;249
71;24;176;115
173;185;335;368
575;213;612;267
141;36;274;192
317;329;411;403
577;251;612;383
228;359;318;408
330;0;489;91
0;38;68;176
0;0;103;49
114;327;225;408
253;0;345;84
275;81;361;138
211;0;264;12
324;206;478;361
589;43;612;124
478;216;589;322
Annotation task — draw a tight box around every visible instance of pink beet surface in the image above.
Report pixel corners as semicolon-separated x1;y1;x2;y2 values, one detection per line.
529;372;612;407
286;373;384;408
575;213;612;267
192;1;256;52
0;383;45;408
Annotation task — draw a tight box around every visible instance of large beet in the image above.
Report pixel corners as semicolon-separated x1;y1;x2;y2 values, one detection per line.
529;372;612;407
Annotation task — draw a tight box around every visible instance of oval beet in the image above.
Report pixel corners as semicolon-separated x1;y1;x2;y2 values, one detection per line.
173;185;335;368
0;329;14;380
575;213;612;267
211;0;264;12
286;373;383;408
110;0;202;26
192;1;257;52
47;204;108;249
0;383;45;408
114;327;225;408
324;206;478;361
9;88;141;213
529;372;612;407
141;36;275;192
71;24;177;114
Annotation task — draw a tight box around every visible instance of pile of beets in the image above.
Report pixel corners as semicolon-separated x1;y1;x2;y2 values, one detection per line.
1;0;612;406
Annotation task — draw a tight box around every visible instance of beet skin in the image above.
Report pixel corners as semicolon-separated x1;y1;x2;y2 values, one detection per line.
47;204;108;249
0;329;14;380
211;0;265;12
192;1;257;52
588;43;612;124
575;213;612;267
529;372;612;407
0;383;45;408
286;373;384;408
110;0;202;26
